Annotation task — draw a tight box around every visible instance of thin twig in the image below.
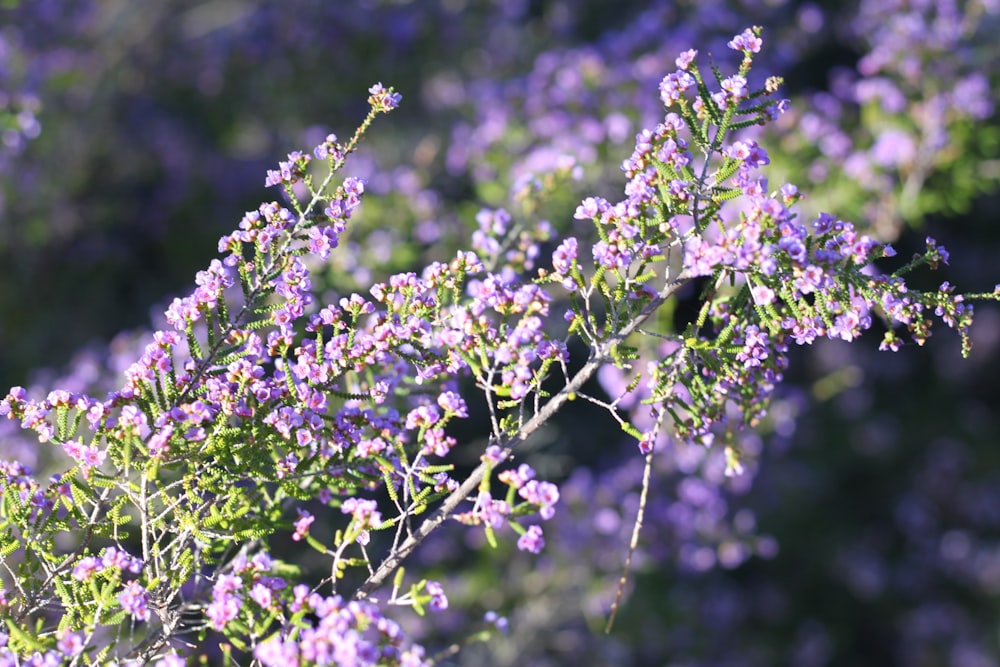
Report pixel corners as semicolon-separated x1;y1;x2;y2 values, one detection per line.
605;449;653;633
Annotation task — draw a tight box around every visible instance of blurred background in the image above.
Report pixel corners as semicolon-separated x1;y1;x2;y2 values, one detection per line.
2;0;1000;665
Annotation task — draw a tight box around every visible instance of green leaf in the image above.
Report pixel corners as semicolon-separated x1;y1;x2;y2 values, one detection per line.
5;619;47;652
484;523;498;549
304;532;329;555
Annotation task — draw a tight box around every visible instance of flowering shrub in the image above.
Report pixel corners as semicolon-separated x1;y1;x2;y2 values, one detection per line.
1;25;998;666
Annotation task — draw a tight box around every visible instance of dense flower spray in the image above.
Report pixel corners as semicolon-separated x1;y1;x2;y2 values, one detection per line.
1;29;997;665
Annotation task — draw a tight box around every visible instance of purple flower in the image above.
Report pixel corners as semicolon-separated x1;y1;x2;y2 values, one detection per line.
341;497;382;531
519;479;560;519
498;463;535;490
482;445;507;466
152;654;187;667
437;391;468;417
368;82;402;112
675;49;698;70
751;285;776;306
118;581;150;622
475;491;511;528
721;75;748;100
659;70;696;105
63;438;109;471
215;573;243;594
423;427;455;457
72;556;101;581
426;580;449;611
551;237;578;276
250;582;275;610
683;236;724;277
405;404;441;430
207;593;241;631
736;325;770;368
829;310;863;341
102;546;143;573
517;525;546;553
574;196;606;220
593;239;631;270
56;631;83;656
728;28;763;53
794;265;827;295
292;508;315;542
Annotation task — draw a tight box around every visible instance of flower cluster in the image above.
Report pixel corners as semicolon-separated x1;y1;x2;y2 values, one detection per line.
254;595;428;667
542;30;982;477
0;23;996;667
450;448;562;554
0;78;572;663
